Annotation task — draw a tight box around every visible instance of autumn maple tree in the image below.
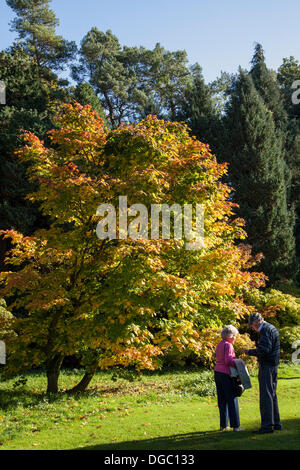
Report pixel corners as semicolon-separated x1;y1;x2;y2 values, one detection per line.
0;102;265;393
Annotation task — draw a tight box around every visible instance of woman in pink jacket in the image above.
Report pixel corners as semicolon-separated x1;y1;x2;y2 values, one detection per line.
214;325;243;431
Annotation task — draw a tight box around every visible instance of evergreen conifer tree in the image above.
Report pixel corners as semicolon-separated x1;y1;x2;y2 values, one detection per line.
6;0;76;75
0;46;53;236
72;82;108;125
249;44;299;283
250;43;287;130
278;56;300;282
223;69;297;284
0;45;71;274
175;64;221;151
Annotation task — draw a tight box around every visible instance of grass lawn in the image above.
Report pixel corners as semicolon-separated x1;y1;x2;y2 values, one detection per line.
0;363;300;450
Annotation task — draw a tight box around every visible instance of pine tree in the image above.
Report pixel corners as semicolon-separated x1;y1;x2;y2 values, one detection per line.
175;64;221;151
223;69;297;284
0;45;72;274
6;0;76;75
277;56;300;120
73;29;194;127
0;47;50;235
250;44;292;187
72;82;108;125
250;43;287;130
250;44;300;283
278;57;300;282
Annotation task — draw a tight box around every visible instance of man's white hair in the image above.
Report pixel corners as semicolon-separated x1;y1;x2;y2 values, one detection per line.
221;325;239;340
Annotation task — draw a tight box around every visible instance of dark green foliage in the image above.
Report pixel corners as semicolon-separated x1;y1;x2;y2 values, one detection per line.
223;69;297;284
73;29;196;127
250;43;288;130
250;44;294;205
1;0;77;242
142;44;191;122
175;64;221;152
220;44;299;285
285;123;300;282
6;0;77;72
250;44;294;214
72;28;145;128
277;56;300;120
0;47;53;236
72;82;108;125
277;56;300;282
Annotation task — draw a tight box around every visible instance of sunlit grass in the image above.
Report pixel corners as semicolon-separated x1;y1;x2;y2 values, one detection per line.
0;363;299;450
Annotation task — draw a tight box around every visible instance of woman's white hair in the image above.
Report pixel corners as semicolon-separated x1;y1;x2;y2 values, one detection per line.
221;325;239;340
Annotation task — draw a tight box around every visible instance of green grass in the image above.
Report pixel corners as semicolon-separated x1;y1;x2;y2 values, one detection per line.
0;363;300;450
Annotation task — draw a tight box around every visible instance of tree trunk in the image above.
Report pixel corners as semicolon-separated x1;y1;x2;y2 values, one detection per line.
46;354;64;393
0;236;10;272
103;91;116;128
67;360;98;394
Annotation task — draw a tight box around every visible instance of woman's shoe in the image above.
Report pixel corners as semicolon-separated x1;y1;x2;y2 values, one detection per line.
233;426;244;432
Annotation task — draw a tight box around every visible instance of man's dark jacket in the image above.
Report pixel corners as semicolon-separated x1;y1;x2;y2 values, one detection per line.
247;321;280;366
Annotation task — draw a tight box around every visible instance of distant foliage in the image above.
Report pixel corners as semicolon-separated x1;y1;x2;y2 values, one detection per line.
174;369;217;397
280;326;300;359
0;298;15;341
243;287;300;358
162;328;256;370
243;288;300;330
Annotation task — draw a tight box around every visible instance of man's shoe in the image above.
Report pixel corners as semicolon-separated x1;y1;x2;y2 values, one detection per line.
252;428;273;434
233;427;244;432
220;426;231;431
274;425;282;431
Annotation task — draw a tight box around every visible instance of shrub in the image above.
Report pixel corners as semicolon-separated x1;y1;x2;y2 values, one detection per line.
243;288;300;330
0;298;15;340
162;327;257;370
174;369;217;397
279;326;300;359
196;328;257;370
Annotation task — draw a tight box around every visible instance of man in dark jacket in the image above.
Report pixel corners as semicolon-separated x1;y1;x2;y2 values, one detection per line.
243;313;282;434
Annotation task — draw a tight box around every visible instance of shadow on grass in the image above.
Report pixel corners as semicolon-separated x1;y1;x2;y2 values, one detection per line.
72;418;300;451
0;388;67;411
0;383;140;411
0;369;96;410
278;377;300;380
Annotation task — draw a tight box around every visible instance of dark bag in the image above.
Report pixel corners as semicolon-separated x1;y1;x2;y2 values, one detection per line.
231;376;244;397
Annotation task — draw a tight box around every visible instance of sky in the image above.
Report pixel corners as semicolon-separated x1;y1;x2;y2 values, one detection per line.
0;0;300;83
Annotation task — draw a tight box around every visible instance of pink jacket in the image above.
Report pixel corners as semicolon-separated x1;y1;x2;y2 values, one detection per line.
214;339;237;375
